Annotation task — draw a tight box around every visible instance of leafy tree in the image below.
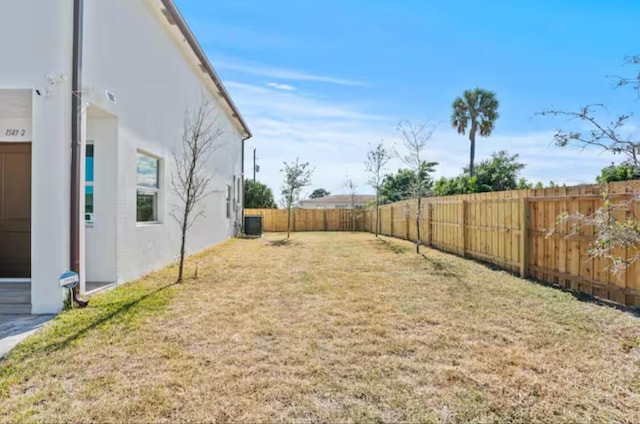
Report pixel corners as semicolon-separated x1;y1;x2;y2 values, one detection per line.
432;151;525;196
365;142;391;237
433;174;478;196
517;178;534;190
244;179;276;208
309;188;331;199
516;179;557;190
281;158;313;239
380;165;438;203
469;150;525;192
380;168;419;203
451;88;500;176
596;161;640;183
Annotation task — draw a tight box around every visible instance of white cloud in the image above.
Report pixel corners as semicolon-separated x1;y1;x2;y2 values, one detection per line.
226;81;624;199
267;82;296;91
226;81;381;121
216;58;364;87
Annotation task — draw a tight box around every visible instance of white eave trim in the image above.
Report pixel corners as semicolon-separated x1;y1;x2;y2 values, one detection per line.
152;0;252;140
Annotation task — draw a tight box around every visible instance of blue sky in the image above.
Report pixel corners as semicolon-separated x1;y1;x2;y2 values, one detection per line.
176;0;640;197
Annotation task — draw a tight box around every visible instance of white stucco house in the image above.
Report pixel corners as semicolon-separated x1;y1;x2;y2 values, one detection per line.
0;0;251;314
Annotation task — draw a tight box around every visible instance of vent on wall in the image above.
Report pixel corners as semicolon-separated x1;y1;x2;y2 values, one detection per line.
105;90;117;104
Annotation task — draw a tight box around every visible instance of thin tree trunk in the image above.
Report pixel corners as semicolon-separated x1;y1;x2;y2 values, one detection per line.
178;215;187;282
178;153;197;282
469;129;476;176
416;197;421;254
287;205;291;238
375;194;379;238
178;192;191;282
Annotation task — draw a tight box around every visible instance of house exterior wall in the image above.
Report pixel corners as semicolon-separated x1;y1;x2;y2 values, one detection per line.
0;0;74;314
85;115;118;284
0;0;246;313
82;0;244;284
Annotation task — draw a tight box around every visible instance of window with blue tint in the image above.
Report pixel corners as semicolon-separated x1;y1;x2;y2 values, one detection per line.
136;153;159;189
85;144;94;222
85;144;94;182
136;152;161;222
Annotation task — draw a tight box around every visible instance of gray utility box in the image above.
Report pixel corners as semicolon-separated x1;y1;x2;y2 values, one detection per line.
244;215;263;236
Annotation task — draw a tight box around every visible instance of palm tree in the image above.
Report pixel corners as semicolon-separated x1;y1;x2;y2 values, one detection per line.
451;88;500;176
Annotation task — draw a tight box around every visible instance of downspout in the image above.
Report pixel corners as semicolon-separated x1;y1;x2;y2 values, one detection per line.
71;0;88;307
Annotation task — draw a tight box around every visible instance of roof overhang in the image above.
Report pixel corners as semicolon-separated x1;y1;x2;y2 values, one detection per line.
155;0;252;140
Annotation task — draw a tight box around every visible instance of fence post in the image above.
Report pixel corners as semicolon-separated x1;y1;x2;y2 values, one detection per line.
405;204;410;240
520;198;530;278
459;200;466;257
390;206;394;236
323;209;328;231
426;202;432;246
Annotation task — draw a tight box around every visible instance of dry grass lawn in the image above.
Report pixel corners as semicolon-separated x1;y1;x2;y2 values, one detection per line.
1;232;639;423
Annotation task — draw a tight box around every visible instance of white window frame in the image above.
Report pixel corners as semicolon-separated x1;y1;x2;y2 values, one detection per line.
136;150;162;225
232;175;237;212
226;184;232;218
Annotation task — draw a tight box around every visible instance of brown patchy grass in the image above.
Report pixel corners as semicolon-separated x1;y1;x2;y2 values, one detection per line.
1;232;639;423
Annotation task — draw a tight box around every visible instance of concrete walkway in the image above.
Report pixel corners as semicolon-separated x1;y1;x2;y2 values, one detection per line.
0;315;54;358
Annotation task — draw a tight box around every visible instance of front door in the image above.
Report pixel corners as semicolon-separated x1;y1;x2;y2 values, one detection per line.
0;143;31;278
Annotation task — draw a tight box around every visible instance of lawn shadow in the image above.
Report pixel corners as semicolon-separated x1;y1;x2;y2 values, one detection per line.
525;276;640;318
266;238;298;247
34;282;178;356
425;249;640;317
437;250;640;316
376;237;410;254
421;253;469;288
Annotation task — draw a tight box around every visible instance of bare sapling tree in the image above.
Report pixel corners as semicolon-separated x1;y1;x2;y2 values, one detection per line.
344;177;360;231
172;95;223;282
281;158;313;238
541;56;640;275
539;55;640;172
611;54;640;95
395;120;438;254
548;189;640;276
538;105;640;170
365;142;391;237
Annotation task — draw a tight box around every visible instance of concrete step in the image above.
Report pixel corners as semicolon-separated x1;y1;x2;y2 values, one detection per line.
0;303;31;315
0;283;31;314
0;293;30;304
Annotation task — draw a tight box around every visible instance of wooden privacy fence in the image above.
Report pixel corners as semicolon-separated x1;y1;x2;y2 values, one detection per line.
245;208;365;232
246;180;640;307
365;182;640;307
